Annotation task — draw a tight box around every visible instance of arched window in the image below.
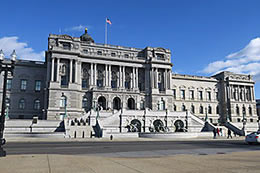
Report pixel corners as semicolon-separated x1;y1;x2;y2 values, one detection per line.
98;96;107;110
19;99;25;109
182;104;186;111
191;105;195;113
199;105;203;114
140;99;145;110
60;94;67;108
34;99;40;110
208;105;212;114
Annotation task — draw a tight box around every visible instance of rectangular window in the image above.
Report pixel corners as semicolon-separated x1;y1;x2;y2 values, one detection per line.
20;79;27;91
62;42;71;50
111;52;116;57
189;90;194;100
199;91;203;100
82;79;88;89
35;80;41;91
7;79;12;90
207;91;211;100
181;90;185;99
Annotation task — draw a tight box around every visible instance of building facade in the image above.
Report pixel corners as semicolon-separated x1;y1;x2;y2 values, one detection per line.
0;30;258;131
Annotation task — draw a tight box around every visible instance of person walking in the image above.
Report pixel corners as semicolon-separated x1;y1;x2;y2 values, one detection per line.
227;129;232;139
213;128;217;139
217;128;220;136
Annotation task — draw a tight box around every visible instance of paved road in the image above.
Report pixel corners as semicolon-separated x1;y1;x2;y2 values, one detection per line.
4;139;260;157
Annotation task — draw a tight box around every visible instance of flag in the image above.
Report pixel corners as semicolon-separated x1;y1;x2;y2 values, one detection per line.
106;18;112;25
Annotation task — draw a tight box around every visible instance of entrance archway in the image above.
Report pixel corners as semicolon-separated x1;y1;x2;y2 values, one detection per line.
153;119;164;132
127;98;135;110
128;119;141;132
113;97;121;110
174;120;185;132
98;96;106;110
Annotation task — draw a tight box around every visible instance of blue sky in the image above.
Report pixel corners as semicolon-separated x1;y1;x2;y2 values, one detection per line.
0;0;260;98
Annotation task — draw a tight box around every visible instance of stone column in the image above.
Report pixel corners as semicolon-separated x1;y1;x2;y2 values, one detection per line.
69;59;73;83
51;57;55;82
56;58;60;82
90;63;93;85
136;67;139;89
155;68;158;89
94;63;97;86
122;66;125;88
168;69;172;90
252;87;255;100
75;60;78;83
105;64;108;86
133;67;136;88
164;69;167;90
151;68;154;89
109;65;111;87
78;61;81;85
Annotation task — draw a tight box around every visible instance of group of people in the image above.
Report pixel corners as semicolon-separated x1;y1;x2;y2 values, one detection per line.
213;128;234;139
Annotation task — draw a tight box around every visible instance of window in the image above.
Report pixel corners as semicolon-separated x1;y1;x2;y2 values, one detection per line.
158;99;165;110
35;80;41;91
207;92;211;100
124;54;129;58
216;106;219;114
199;105;204;114
140;100;145;110
173;104;177;111
191;105;195;113
199;91;203;100
82;97;88;108
34;99;40;110
181;90;185;99
182;104;186;111
208;105;212;114
83;49;88;54
189;90;194;100
156;53;164;59
19;99;25;109
111;52;116;57
237;118;241;122
250;119;254;123
97;51;102;55
173;89;176;99
249;106;252;115
62;42;71;50
216;92;219;100
82;79;88;89
7;79;12;90
20;80;27;91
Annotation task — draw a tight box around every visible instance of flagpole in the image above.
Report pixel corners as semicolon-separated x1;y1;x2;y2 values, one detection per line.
105;18;107;44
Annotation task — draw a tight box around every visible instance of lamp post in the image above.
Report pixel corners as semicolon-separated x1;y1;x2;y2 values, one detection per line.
0;50;16;157
61;93;67;119
242;108;246;134
185;109;188;132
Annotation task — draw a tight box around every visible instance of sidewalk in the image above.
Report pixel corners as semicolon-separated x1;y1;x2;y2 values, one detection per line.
0;150;259;173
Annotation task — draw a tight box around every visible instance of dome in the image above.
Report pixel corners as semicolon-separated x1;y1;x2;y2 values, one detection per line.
80;28;94;43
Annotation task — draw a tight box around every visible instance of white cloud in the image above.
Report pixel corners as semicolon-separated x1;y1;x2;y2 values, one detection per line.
65;25;90;32
201;37;260;81
0;36;44;61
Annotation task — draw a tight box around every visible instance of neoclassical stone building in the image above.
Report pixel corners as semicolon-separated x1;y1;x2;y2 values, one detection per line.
0;30;258;133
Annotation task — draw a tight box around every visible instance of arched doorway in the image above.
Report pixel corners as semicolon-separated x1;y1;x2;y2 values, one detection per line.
153;119;164;132
113;97;121;110
127;98;135;110
174;120;185;132
98;96;106;110
127;119;142;132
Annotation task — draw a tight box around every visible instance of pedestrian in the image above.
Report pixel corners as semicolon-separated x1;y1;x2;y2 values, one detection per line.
227;129;232;139
213;128;217;139
217;128;220;136
220;128;223;136
233;131;236;137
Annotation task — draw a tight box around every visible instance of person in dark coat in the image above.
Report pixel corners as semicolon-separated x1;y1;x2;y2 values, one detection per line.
227;129;232;139
213;128;217;139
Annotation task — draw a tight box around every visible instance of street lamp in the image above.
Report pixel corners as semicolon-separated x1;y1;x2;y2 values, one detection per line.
205;107;208;122
185;109;188;132
242;108;247;133
0;50;16;157
61;93;67;119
